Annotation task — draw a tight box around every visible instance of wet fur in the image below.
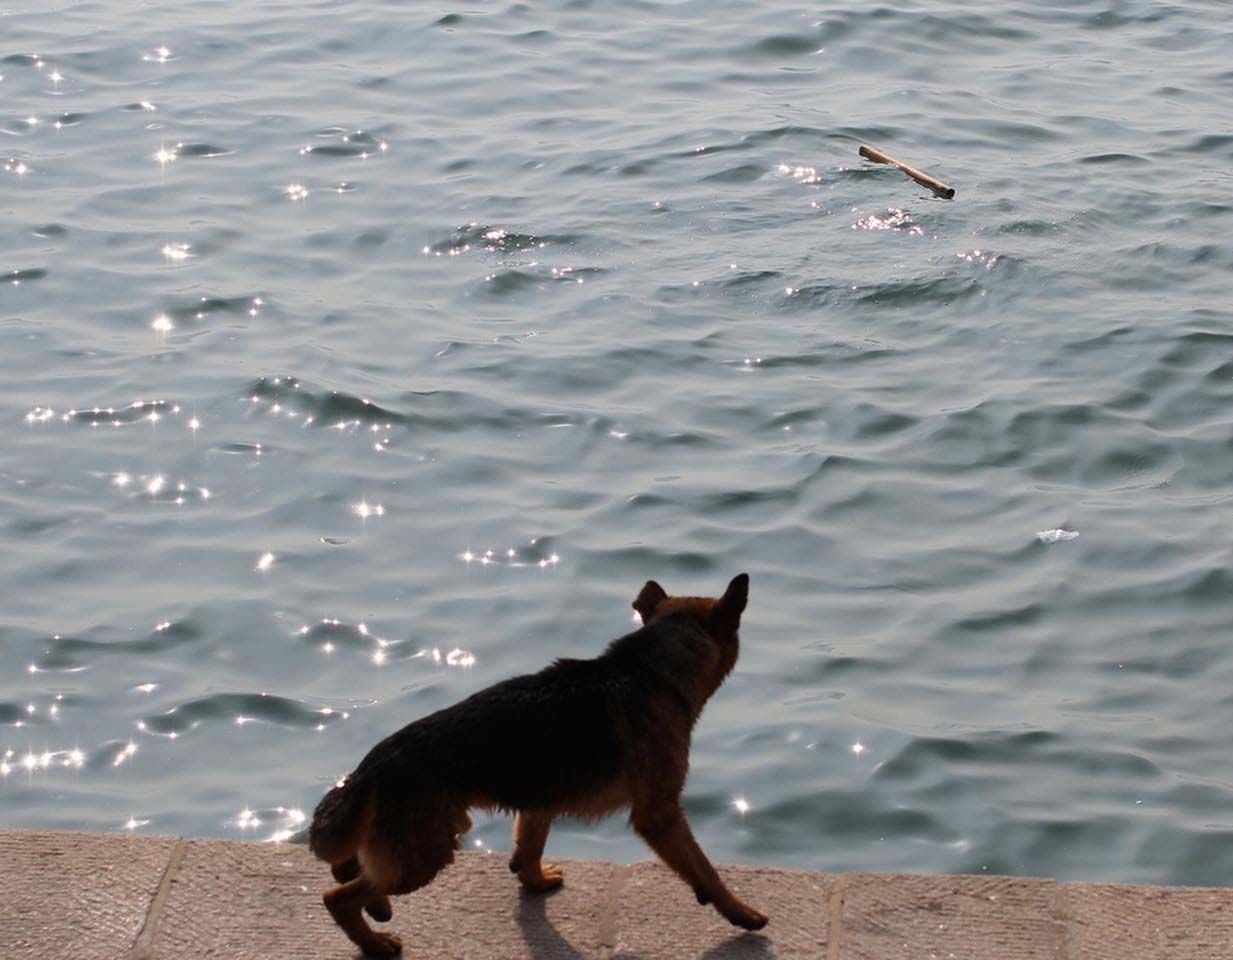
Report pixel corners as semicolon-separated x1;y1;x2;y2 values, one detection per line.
310;574;765;957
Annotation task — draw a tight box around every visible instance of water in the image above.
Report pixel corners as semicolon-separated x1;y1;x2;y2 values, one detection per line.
3;0;1233;887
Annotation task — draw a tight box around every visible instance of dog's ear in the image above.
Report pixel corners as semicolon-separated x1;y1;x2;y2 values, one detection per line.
633;580;668;622
712;573;749;631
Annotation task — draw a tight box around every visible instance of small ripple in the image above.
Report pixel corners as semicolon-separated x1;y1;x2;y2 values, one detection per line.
424;223;576;257
875;731;1057;782
140;692;349;738
23;399;187;430
477;265;602;296
952;602;1046;635
764;790;954;843
165;293;266;324
245;375;401;437
459;538;559;570
176;142;234;158
740;33;826;60
700;163;765;184
5;267;47;283
299;126;389;159
996;219;1061;236
1179;133;1233;157
35;620;202;671
1080;152;1150;165
0;701;26;724
782;276;957;311
722;269;784;290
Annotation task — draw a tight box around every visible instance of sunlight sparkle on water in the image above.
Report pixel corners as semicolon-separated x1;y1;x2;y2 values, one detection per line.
777;163;822;185
154;145;178;166
445;648;476;668
162;243;190;262
733;797;750;815
852;742;865;755
256;552;275;572
152;314;173;333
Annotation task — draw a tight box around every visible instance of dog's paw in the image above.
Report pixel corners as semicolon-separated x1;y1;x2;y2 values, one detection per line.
723;902;768;931
518;862;565;893
359;930;402;957
365;894;393;923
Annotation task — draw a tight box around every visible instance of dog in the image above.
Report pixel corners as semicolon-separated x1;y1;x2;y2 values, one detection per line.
309;573;765;957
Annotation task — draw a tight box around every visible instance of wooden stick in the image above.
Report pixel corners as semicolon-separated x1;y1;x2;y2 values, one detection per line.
858;145;955;199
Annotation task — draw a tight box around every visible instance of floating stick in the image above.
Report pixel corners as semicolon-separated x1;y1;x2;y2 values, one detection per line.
858;145;955;199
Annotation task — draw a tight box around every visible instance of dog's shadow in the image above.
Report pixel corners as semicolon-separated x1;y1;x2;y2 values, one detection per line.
515;890;777;960
516;889;589;960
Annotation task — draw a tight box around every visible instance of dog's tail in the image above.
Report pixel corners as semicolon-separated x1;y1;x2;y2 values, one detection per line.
308;773;372;864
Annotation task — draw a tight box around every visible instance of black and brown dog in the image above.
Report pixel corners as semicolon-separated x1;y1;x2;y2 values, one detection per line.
310;574;765;957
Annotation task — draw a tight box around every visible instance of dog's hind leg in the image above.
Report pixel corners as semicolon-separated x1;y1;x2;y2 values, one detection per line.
631;801;767;931
508;810;563;892
331;857;393;922
323;875;402;958
325;802;457;956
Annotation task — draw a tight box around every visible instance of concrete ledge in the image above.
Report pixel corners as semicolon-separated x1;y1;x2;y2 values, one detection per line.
1;829;178;960
4;830;1233;959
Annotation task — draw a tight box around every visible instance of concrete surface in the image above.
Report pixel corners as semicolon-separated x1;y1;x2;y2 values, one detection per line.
4;829;1233;959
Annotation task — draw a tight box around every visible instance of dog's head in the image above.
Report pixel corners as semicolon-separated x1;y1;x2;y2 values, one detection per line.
629;574;750;705
632;573;749;642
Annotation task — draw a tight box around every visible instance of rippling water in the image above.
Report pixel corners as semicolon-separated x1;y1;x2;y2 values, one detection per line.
3;1;1233;886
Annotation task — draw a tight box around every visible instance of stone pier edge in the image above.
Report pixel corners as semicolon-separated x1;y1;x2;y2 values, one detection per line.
6;829;1233;959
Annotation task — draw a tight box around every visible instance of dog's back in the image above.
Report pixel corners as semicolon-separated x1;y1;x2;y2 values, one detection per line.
311;608;716;855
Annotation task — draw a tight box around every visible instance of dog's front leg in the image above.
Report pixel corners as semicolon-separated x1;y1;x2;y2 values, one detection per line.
509;809;564;892
632;802;767;930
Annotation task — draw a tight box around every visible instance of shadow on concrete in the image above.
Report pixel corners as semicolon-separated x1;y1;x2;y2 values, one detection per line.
609;933;776;960
513;883;777;960
698;932;777;960
516;887;589;960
